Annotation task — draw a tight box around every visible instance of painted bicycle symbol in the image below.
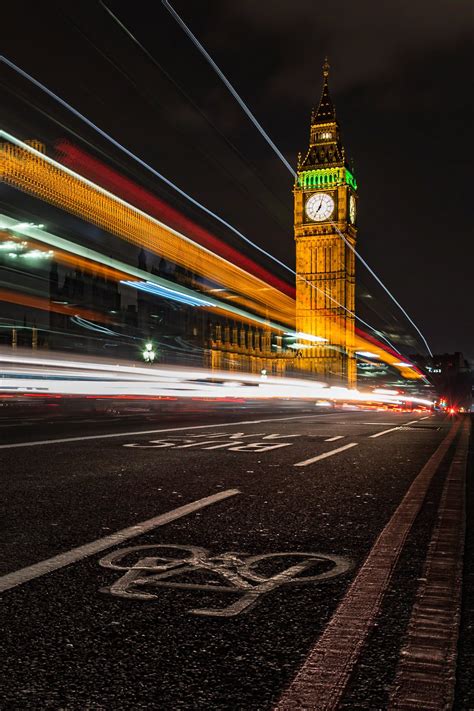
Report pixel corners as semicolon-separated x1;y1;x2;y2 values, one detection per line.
99;545;352;617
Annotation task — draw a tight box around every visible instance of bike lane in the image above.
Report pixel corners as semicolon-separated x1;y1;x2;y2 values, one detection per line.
0;414;449;708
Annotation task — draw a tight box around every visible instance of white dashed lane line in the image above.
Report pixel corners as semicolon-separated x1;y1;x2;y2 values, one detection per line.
294;442;358;467
369;419;421;439
324;435;344;442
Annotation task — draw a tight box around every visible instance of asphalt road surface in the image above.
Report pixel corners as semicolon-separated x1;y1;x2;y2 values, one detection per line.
1;405;472;710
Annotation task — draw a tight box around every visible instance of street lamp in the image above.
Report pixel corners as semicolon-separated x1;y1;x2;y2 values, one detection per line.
143;342;156;363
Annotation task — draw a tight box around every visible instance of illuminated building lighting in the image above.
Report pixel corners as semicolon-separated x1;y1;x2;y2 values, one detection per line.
297;167;357;190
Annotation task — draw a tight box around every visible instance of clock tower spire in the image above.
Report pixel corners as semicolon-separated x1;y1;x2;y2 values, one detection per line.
294;58;357;386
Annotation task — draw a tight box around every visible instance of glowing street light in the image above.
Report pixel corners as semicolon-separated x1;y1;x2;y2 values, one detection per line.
143;342;156;363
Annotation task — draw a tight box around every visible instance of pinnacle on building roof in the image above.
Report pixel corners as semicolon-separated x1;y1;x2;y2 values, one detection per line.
311;57;336;124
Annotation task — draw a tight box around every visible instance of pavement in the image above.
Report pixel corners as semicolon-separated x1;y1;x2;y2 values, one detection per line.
0;404;472;710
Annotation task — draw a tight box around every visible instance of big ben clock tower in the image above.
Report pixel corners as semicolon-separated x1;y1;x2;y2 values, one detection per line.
294;58;357;386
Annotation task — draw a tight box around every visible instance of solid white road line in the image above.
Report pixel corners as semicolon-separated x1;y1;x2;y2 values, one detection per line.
324;435;344;442
369;419;421;438
294;442;358;467
0;414;324;450
0;489;240;593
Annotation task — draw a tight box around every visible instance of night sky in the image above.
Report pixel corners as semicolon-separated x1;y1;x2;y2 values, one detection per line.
1;1;473;359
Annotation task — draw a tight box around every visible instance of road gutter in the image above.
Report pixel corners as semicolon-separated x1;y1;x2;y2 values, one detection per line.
388;417;470;710
275;419;461;711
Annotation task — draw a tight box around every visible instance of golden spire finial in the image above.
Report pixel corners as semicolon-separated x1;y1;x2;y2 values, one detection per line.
322;57;330;79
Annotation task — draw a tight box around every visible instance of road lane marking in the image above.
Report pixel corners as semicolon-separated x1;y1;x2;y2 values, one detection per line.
294;442;358;467
369;426;402;438
100;546;352;617
0;489;240;594
0;414;324;450
124;432;299;452
362;422;408;425
369;419;421;438
324;435;344;441
276;420;461;711
388;418;470;709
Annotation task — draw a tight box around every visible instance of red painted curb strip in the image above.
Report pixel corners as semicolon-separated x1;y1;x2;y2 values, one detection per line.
388;418;470;710
275;420;461;711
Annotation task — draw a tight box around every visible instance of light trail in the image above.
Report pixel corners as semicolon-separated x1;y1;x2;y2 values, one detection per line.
160;0;297;177
0;131;295;326
0;55;292;275
144;14;432;358
56;141;402;355
0;287;111;323
0;140;414;375
329;219;433;357
55;140;295;298
0;352;433;406
0;215;295;336
0;214;418;375
0;56;402;354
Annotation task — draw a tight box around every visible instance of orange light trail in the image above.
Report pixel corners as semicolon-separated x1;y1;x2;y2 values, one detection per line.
0;288;111;323
0;136;295;326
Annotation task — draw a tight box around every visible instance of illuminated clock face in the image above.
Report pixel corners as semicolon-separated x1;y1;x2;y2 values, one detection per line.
349;195;356;224
305;192;334;222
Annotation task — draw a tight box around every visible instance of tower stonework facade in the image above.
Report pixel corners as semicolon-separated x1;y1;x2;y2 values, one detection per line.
294;59;357;386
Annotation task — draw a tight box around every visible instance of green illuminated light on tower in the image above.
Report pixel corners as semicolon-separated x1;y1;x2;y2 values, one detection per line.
298;167;357;191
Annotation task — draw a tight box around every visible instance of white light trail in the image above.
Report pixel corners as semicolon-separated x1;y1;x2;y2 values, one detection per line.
0;57;402;354
0;353;433;407
330;220;433;357
160;0;297;178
